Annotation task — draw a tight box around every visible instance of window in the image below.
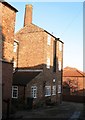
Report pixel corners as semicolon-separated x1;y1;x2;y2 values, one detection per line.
13;61;16;71
58;85;61;93
53;41;56;72
47;34;51;45
59;61;61;71
52;85;56;95
12;86;18;98
47;58;50;69
13;61;16;68
31;86;37;98
59;42;62;51
45;86;51;96
13;42;17;52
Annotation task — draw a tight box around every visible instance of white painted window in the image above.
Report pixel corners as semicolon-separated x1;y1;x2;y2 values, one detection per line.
47;58;50;69
47;34;51;45
58;85;61;93
12;86;18;98
31;86;37;98
13;42;17;52
52;85;56;95
53;79;56;83
59;61;61;71
13;61;16;68
59;42;62;51
45;86;51;96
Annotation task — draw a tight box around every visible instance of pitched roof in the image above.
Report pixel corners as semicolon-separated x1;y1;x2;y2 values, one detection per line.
15;23;44;35
63;67;85;77
15;23;64;44
0;0;18;12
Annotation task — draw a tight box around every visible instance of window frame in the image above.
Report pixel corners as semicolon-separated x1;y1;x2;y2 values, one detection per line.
52;85;56;95
59;42;62;51
31;86;37;98
46;58;50;69
12;86;18;99
47;34;51;45
59;61;61;71
13;41;18;52
45;86;51;97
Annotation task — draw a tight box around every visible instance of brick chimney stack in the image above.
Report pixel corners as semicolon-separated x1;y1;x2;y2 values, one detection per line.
24;4;33;26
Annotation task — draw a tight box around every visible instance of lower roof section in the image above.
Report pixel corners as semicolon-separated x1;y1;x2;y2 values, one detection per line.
13;69;43;86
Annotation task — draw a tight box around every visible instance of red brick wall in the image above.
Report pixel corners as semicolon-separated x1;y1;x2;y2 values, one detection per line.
2;61;13;113
1;2;16;62
14;23;63;104
0;2;17;116
63;76;84;96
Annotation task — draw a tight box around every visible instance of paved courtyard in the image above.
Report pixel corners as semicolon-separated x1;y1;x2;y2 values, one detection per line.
10;101;85;120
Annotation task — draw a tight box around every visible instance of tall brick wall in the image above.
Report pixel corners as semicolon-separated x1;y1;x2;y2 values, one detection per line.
1;2;16;62
2;61;13;113
15;28;63;71
0;2;17;117
15;31;45;68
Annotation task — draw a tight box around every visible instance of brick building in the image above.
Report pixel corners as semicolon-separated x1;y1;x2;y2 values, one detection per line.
13;5;64;107
0;0;18;118
63;67;85;102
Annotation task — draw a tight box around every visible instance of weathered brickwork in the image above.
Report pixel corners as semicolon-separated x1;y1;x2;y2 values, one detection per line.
2;61;13;114
1;2;17;62
63;76;84;96
63;67;85;96
0;1;18;117
14;4;64;105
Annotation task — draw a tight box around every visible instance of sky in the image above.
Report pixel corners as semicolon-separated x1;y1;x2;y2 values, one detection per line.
9;1;83;71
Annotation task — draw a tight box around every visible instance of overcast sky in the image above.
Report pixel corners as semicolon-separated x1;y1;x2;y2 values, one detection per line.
9;1;83;71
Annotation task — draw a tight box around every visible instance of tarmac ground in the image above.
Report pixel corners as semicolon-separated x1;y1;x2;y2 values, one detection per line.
9;101;85;120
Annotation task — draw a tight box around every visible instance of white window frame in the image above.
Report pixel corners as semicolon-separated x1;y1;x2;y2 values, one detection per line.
47;34;51;45
13;61;16;68
31;86;37;98
45;86;51;97
52;85;56;95
46;58;50;69
58;85;61;94
59;42;62;51
59;61;61;71
13;42;17;52
12;86;18;99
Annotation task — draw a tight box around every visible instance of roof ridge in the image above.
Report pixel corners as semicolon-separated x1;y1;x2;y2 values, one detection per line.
15;23;44;35
76;69;85;76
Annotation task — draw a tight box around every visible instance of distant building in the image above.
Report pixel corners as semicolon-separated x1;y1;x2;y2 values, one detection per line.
13;4;64;107
63;67;85;97
0;0;18;118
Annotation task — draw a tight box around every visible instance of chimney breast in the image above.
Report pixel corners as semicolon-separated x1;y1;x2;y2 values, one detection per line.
24;4;33;26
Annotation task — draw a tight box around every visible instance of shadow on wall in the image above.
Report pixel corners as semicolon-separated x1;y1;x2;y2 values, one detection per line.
62;80;85;103
13;61;62;87
62;80;85;96
1;25;13;119
12;61;63;110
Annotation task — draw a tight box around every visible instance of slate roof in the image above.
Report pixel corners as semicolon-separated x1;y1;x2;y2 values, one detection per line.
0;0;18;12
13;70;41;86
63;67;85;77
